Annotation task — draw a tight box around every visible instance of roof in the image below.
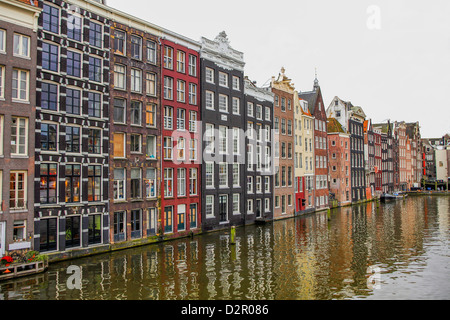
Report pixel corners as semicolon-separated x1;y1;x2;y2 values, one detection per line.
327;117;346;133
372;122;392;135
16;0;39;6
298;90;318;115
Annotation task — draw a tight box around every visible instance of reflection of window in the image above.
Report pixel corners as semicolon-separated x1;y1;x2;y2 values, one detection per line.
10;171;27;209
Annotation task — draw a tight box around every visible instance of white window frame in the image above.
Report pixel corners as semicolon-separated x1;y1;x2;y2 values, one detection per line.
12;69;29;102
233;194;240;215
177;168;186;197
113;168;126;202
11;116;28;156
205;90;214;110
205;162;214;188
206;195;214;218
13;33;30;58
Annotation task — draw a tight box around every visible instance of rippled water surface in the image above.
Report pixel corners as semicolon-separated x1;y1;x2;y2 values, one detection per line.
1;196;449;300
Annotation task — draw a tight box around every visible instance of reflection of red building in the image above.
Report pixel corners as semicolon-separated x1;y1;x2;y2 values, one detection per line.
160;37;201;237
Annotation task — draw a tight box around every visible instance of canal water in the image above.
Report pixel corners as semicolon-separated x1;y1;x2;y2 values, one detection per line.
1;196;449;300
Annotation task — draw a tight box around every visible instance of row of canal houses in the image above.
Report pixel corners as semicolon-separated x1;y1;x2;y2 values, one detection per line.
0;0;425;259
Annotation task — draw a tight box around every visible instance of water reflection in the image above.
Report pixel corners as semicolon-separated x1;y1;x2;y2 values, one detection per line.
1;197;449;300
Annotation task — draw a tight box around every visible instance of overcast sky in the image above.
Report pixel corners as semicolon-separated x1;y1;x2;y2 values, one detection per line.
108;0;450;138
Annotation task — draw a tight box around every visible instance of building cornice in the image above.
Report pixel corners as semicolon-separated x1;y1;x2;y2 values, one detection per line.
200;32;245;71
0;0;42;31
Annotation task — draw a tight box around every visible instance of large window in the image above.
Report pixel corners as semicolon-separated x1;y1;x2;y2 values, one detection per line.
68;14;82;41
114;64;126;90
89;57;102;83
130;168;142;199
145;168;157;198
189;168;197;195
88;128;101;154
40;163;57;204
12;69;29;101
146;104;156;128
164;168;173;197
87;165;101;202
66;88;81;115
89;21;103;48
113;168;126;202
189;54;197;76
65;164;81;203
163;137;172;160
131;35;142;60
40;122;57;152
177;108;185;130
219;163;228;187
40;218;57;252
11;117;28;155
13;33;30;58
189;83;197;105
205;195;214;218
130;100;142;125
65;216;81;248
41;82;58;111
147;40;156;64
113;29;126;55
177;80;185;102
88;92;101;118
205;162;214;188
177;168;186;196
219;195;228;222
113;132;125;158
146;135;156;159
88;214;102;245
42;42;59;72
146;73;156;96
131;68;142;93
164;106;173;129
164;46;173;69
113;98;126;123
177;50;185;73
42;4;59;34
67;51;81;77
10;171;27;209
164;76;173;100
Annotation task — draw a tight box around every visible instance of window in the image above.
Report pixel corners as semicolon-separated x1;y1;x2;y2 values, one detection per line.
0;65;4;99
189;139;197;161
146;135;156;159
189;111;197;132
256;105;262;120
219;126;227;153
233;163;240;187
113;168;126;201
232;97;240;115
12;69;29;101
219;72;228;87
265;106;271;121
205;68;214;83
205;91;214;110
247;199;253;214
87;165;101;202
130;100;142;125
205;162;214;188
177;168;186;196
190;204;198;229
219;94;228;112
164;76;173;100
130;209;142;239
88;92;102;118
0;116;3;156
189;83;197;105
89;21;103;48
113;29;126;55
164;137;173;160
189;168;198;195
89;56;102;82
265;176;271;192
114;64;126;90
130;134;141;153
131;168;142;199
164;106;173;129
247;176;253;193
247;102;254;117
146;73;156;96
177;108;185;130
40;122;57;152
67;50;81;77
219;163;228;187
11;117;28;155
164;46;173;69
66;88;81;115
40;218;57;252
177;80;185;102
205;195;214;218
144;168;157;199
177;51;185;73
233;193;241;214
42;4;59;34
131;35;142;60
164;206;173;233
164;168;173;197
113;211;126;242
146;104;157;128
113;132;126;158
205;123;215;154
232;76;240;90
65;164;81;203
0;29;5;53
40;163;57;204
131;68;142;93
10;171;27;209
147;40;157;63
147;208;157;235
177;137;185;160
233;128;239;154
13;220;26;243
177;204;186;231
42;42;59;72
13;33;30;58
256;176;262;193
41;82;58;111
189;54;197;76
113;98;126;123
67;13;82;42
219;195;228;222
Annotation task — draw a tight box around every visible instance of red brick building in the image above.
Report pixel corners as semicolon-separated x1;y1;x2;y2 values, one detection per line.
160;37;201;237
